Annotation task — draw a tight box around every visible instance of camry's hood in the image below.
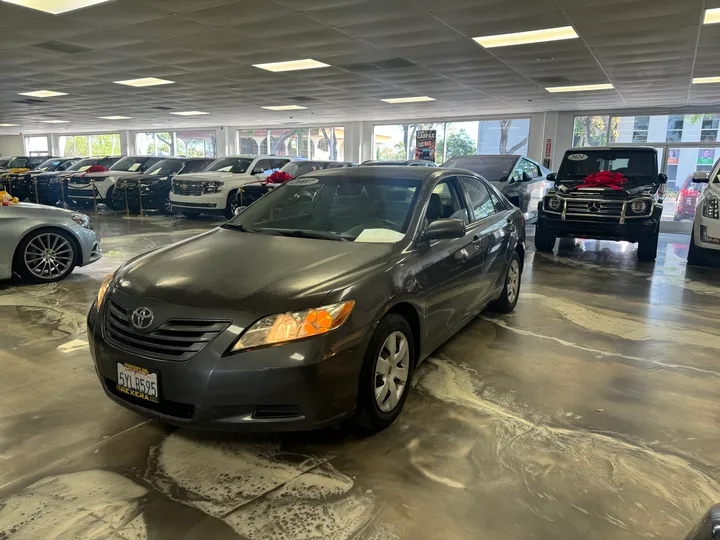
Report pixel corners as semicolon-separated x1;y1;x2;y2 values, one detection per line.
175;171;244;182
115;228;393;313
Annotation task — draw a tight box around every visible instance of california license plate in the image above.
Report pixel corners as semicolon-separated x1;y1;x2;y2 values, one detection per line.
116;362;159;403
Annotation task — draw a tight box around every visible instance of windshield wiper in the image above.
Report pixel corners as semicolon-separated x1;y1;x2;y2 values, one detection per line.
257;228;349;241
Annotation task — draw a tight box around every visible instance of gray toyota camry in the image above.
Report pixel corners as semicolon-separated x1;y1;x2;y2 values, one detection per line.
88;167;525;432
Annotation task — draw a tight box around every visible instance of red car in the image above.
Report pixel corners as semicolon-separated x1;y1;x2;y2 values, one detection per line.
674;174;706;221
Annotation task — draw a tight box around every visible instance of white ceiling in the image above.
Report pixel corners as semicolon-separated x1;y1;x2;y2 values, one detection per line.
0;0;719;134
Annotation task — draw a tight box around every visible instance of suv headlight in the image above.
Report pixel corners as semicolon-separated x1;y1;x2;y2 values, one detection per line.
230;301;355;353
703;196;719;220
204;181;224;194
630;200;648;214
547;196;562;211
71;213;91;228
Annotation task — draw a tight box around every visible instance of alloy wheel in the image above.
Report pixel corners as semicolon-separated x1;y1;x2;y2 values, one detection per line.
24;233;73;280
507;259;520;303
374;331;410;412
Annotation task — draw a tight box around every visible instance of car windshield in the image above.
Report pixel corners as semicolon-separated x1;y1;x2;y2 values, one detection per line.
226;174;422;242
179;160;212;174
7;157;29;168
442;156;516;182
280;161;327;177
558;150;657;181
206;157;252;173
67;158;99;172
37;159;66;171
110;156;152;172
146;159;185;176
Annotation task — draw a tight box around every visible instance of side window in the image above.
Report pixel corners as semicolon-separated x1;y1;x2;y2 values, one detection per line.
252;159;273;175
488;190;507;213
520;159;540;178
271;159;290;170
427;177;469;224
461;176;498;221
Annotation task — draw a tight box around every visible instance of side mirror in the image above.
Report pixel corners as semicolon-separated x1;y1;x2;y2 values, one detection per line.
522;171;533;182
424;219;466;240
658;173;668;184
547;172;557;182
233;206;247;216
693;171;710;183
686;504;720;540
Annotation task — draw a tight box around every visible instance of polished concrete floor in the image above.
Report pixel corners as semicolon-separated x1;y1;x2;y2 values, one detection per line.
2;213;720;540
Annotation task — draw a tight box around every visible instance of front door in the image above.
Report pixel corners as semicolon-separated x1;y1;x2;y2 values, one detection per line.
417;176;481;347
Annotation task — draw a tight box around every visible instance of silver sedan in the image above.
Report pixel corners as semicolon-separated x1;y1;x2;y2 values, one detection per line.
1;202;102;282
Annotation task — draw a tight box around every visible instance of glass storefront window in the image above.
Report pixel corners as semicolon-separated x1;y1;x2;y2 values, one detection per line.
24;136;49;156
60;133;121;157
136;130;216;157
236;127;344;160
373;118;529;164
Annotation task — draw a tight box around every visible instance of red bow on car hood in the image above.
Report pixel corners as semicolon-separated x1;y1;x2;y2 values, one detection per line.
577;171;627;191
263;171;292;184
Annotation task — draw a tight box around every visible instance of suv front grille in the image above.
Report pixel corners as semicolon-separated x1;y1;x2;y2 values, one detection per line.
172;182;204;196
104;299;230;361
564;199;624;217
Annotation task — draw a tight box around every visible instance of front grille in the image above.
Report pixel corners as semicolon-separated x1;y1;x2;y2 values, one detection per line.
105;377;195;419
564;199;624;217
172;182;204;196
104;299;229;361
253;405;303;419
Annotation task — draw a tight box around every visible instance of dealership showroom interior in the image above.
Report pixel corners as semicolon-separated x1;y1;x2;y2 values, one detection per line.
6;0;720;538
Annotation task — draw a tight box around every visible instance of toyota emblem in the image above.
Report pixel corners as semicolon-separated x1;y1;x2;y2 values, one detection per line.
587;201;602;213
131;307;154;330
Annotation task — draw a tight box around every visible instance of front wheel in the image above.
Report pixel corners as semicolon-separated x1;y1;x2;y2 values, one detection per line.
490;250;522;313
14;228;77;283
534;222;556;252
637;232;659;261
224;190;238;219
160;196;177;215
354;314;414;433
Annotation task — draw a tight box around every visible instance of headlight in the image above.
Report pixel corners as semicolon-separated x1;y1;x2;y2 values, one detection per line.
630;200;647;214
703;196;720;220
97;274;113;308
71;213;91;228
204;181;224;194
230;301;355;352
548;196;562;210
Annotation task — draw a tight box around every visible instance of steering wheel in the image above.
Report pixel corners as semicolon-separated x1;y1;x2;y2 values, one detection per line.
344;218;398;237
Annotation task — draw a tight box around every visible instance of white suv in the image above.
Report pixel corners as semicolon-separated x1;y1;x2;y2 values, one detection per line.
688;166;720;266
170;155;296;218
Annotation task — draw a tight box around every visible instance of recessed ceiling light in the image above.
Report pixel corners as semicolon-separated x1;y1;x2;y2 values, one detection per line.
98;115;133;120
0;0;112;14
693;76;720;84
169;111;210;116
704;8;720;24
41;120;70;123
546;83;614;93
114;77;175;87
19;90;68;98
473;26;578;48
381;96;435;103
261;105;308;111
253;59;330;72
0;123;18;127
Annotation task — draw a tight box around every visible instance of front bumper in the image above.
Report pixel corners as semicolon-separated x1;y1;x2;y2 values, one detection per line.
87;294;371;431
111;185;168;211
693;213;720;252
74;224;102;266
169;191;226;211
538;213;660;242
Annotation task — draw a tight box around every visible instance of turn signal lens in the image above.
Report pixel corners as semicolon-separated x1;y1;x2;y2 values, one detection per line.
97;274;113;308
231;301;355;352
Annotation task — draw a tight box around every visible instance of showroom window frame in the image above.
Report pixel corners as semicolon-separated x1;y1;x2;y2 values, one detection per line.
132;128;218;158
23;135;50;156
57;131;123;158
234;124;347;161
372;114;533;164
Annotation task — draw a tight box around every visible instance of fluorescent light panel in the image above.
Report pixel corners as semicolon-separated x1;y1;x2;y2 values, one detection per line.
261;105;308;111
253;59;329;72
0;0;112;14
41;120;70;123
19;90;67;98
169;111;209;116
0;123;18;127
546;83;614;93
693;76;720;84
114;77;175;87
98;116;132;120
704;8;720;24
474;26;578;48
381;96;435;103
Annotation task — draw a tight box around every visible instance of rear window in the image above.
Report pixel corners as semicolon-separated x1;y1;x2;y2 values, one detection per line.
442;156;516;182
7;157;29;168
558;150;657;181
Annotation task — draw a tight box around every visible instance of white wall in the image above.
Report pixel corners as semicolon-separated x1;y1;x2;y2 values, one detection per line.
0;135;24;157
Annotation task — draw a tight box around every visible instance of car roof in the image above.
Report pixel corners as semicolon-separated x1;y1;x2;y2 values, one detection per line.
566;146;657;152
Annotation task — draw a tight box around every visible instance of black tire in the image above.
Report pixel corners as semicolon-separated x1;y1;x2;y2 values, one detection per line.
637;232;659;261
224;190;238;219
688;230;711;266
103;186;114;207
534;222;556;252
14;228;77;283
490;250;522;313
160;196;177;215
354;313;415;433
180;210;203;218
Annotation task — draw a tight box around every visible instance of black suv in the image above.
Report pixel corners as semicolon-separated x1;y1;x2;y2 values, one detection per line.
536;147;666;261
